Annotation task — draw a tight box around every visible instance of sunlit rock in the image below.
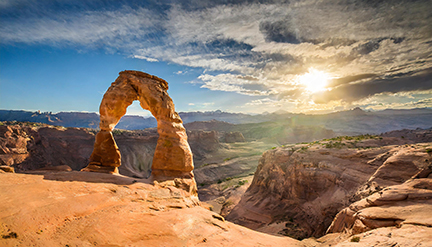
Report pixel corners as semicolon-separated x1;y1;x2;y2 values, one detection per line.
82;71;194;181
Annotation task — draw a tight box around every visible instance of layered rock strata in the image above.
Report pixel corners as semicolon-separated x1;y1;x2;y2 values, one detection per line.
327;176;432;235
227;136;432;239
82;71;194;180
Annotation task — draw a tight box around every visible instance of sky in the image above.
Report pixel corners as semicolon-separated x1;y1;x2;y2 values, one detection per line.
1;0;431;117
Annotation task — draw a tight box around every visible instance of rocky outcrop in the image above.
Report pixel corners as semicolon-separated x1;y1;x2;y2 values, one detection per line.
187;130;220;153
187;130;221;166
0;165;14;173
222;131;246;143
82;71;194;180
327;176;432;236
381;128;432;143
0;122;214;180
0;124;95;172
227;135;432;239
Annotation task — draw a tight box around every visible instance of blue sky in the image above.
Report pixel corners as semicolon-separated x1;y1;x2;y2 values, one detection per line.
1;0;432;116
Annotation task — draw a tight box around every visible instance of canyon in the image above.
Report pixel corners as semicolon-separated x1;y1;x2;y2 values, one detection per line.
2;107;432;134
227;130;432;241
1;115;432;246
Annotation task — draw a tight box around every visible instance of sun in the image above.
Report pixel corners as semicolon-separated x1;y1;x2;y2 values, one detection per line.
297;68;330;93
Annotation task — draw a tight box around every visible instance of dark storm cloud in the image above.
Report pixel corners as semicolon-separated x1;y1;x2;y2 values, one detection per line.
352;39;382;55
314;68;432;104
259;20;300;44
328;74;377;88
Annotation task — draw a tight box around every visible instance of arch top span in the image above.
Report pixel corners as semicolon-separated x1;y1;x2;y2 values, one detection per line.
81;70;194;181
119;70;168;90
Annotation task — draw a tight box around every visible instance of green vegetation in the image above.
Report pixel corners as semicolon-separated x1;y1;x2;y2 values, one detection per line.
223;157;236;162
112;129;126;135
325;141;346;149
238;179;248;186
223;200;235;207
426;148;432;154
216;176;250;189
1;120;47;128
350;236;360;242
286;134;381;152
323;134;378;142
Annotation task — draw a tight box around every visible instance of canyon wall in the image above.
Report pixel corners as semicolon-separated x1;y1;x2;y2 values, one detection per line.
226;132;432;239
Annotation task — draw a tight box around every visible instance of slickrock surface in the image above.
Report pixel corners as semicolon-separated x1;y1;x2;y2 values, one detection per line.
327;178;432;235
84;71;194;179
227;134;432;239
0;171;299;247
316;177;432;247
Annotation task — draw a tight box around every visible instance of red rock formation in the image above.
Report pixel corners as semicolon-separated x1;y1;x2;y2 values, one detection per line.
0;124;95;171
226;136;432;239
0;171;300;246
222;131;246;143
327;176;432;238
82;71;194;180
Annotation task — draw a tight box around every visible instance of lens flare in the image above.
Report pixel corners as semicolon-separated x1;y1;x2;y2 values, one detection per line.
297;68;330;93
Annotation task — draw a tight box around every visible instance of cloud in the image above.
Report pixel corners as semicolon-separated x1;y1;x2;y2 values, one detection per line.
328;74;377;88
197;73;274;96
313;68;432;104
354;90;432;111
1;0;432;112
0;6;161;48
133;55;159;62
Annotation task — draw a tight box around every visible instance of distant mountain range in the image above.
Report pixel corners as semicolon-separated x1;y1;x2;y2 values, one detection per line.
1;108;431;135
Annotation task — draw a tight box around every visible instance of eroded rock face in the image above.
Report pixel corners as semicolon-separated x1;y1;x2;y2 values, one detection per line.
327;176;432;237
226;136;432;239
222;131;246;143
0;124;95;171
82;71;194;179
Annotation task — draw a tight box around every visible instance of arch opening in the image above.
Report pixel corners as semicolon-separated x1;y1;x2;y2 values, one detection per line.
81;70;194;179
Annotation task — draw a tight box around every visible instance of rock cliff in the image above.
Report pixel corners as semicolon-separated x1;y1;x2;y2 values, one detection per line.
0;123;95;172
227;132;432;240
0;122;220;179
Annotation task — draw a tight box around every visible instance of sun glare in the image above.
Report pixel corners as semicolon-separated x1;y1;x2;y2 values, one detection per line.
297;68;330;93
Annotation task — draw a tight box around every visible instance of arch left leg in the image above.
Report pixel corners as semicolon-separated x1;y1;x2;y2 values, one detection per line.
81;76;138;174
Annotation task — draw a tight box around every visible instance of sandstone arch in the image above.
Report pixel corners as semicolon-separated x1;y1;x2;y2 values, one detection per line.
81;70;194;179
